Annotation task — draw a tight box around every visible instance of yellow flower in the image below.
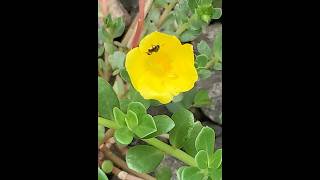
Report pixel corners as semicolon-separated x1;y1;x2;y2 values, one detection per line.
125;32;198;104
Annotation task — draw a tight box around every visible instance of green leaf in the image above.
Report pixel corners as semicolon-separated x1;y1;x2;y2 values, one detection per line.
210;167;222;180
133;114;157;138
196;54;209;68
109;51;125;70
166;102;185;113
125;110;139;131
144;115;175;139
98;46;104;57
155;166;172;180
98;77;120;120
98;125;105;146
181;88;198;108
212;149;222;168
127;102;146;120
196;127;215;162
128;87;151;109
175;0;190;25
196;5;214;23
119;68;131;83
180;28;201;42
147;6;160;23
169;108;195;148
101;160;113;173
188;0;200;12
212;8;222;19
112;17;125;38
155;0;168;7
126;145;164;173
173;94;184;102
98;167;108;180
195;150;209;169
197;40;212;58
161;13;176;33
120;99;131;113
177;166;187;180
113;76;125;98
150;99;162;106
200;0;212;6
99;27;111;43
104;14;113;28
183;121;204;157
114;127;133;145
98;58;108;74
213;31;222;60
213;61;222;71
113;107;126;127
181;167;204;180
190;14;205;30
194;89;211;107
198;69;212;79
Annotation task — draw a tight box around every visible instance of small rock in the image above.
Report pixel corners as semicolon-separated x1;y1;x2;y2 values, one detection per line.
197;71;222;125
156;155;185;180
202;121;222;137
215;136;222;149
147;105;171;117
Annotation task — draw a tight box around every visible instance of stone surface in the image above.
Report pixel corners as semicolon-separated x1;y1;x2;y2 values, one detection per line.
192;23;222;48
197;71;222;124
155;155;185;180
202;121;222;137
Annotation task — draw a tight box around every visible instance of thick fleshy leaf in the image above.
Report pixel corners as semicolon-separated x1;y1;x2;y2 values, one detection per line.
143;115;175;139
197;40;212;58
127;102;146;120
113;107;126;127
181;167;204;180
183;121;203;157
98;77;119;120
211;149;222;168
196;127;215;162
193;89;211;107
125;110;139;131
169;108;194;148
98;125;105;146
126;145;164;173
195;150;209;169
114;127;133;145
133;114;157;138
101;160;113;173
98;168;108;180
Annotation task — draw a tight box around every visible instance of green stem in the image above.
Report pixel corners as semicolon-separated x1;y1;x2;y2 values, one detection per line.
98;117;120;129
175;22;189;36
142;138;196;166
98;117;197;167
157;0;179;29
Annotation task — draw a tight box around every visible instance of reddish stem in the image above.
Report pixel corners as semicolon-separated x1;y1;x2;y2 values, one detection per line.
131;0;145;48
99;0;108;16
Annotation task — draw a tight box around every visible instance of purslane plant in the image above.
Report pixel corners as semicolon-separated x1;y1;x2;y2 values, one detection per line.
98;0;222;179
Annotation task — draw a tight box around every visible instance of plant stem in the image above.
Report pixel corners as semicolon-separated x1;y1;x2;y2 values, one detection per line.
142;138;196;166
106;150;156;180
98;117;120;129
156;0;179;29
175;22;189;36
98;117;197;167
131;0;145;48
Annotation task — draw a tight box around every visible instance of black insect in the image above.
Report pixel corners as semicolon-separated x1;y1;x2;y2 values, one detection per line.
146;45;160;55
